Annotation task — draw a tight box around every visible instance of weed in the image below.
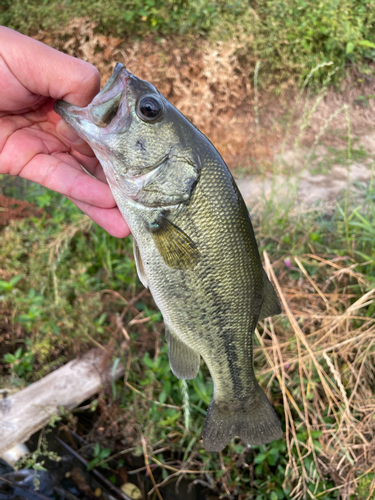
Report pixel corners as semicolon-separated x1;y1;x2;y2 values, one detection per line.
3;347;34;380
14;429;61;490
1;0;375;87
87;443;111;470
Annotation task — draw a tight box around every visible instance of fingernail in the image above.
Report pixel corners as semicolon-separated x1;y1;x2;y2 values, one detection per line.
56;120;83;145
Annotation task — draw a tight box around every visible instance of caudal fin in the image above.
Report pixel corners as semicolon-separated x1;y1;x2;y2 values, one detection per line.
202;384;282;452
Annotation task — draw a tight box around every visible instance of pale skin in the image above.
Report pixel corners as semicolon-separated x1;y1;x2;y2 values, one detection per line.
0;26;130;238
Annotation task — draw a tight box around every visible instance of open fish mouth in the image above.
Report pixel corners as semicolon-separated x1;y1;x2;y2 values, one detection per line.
54;63;131;147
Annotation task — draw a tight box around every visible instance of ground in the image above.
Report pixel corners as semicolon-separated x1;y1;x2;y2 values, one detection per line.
1;18;375;500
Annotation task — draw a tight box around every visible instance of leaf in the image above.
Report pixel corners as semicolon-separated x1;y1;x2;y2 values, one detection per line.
100;448;111;459
254;452;267;464
358;40;375;49
346;42;354;54
10;275;23;287
123;11;135;21
311;430;322;438
33;464;47;471
159;391;167;404
142;353;154;368
0;280;12;291
121;483;142;499
15;347;23;359
3;353;16;363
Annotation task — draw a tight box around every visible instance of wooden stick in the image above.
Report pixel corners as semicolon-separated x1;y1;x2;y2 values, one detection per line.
0;348;124;456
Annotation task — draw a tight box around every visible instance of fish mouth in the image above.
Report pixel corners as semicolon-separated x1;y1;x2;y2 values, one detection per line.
54;63;131;147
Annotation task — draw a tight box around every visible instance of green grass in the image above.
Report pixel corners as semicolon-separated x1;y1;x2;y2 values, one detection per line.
1;173;374;498
1;0;375;86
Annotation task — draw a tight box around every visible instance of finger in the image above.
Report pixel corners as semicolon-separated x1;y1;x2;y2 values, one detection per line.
52;151;107;184
56;119;97;158
0;27;100;107
67;197;130;238
1;120;69;175
20;153;116;209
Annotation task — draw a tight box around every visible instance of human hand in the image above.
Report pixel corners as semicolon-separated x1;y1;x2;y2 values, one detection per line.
0;27;130;238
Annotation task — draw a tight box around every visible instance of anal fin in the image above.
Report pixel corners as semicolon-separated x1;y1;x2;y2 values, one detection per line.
165;326;200;380
259;269;282;321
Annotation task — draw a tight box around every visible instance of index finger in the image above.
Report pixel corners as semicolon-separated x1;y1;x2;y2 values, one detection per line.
0;27;100;106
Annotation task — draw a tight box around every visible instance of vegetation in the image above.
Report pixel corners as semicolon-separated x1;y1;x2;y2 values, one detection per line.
1;0;375;85
1;161;374;498
1;2;375;497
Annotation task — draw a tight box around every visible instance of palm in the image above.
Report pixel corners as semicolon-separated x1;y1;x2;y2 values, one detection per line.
0;27;129;237
2;99;103;197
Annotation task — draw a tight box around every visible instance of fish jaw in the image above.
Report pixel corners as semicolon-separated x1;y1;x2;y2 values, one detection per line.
53;63;132;150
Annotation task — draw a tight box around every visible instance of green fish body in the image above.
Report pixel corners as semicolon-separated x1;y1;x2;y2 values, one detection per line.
54;64;283;451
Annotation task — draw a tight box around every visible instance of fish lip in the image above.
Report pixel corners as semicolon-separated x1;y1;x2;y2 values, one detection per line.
53;63;131;145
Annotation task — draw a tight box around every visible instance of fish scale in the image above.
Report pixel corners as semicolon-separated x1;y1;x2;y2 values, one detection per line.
54;63;283;452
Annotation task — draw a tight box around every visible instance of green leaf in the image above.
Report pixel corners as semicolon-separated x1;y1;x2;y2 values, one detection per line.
311;430;322;438
346;42;354;54
3;353;16;363
123;11;135;21
358;40;375;49
100;448;111;459
10;275;23;287
33;464;47;471
0;280;12;291
142;353;155;368
255;464;263;476
254;452;267;464
159;391;167;404
15;348;23;359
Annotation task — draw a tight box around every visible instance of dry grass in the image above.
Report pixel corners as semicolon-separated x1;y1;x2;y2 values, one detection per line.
255;251;375;500
34;17;375;175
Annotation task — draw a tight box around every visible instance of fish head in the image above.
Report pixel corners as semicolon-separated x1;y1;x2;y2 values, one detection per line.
54;63;201;207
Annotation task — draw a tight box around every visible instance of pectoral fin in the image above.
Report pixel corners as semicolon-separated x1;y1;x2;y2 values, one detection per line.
148;214;200;269
133;238;148;289
259;269;282;321
165;326;200;380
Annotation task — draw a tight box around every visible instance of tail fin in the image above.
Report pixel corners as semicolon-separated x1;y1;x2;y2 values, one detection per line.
203;384;282;452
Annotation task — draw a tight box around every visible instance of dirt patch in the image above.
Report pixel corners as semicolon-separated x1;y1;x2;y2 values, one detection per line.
237;132;375;207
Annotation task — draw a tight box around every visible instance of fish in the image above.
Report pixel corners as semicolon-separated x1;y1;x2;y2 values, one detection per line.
54;63;283;452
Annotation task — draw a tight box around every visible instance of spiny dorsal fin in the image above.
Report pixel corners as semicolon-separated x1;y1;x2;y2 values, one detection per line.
148;214;200;269
259;269;282;321
133;238;148;289
165;326;200;380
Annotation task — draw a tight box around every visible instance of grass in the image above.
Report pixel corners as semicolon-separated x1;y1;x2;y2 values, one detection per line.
1;0;375;87
0;16;374;495
1;168;374;499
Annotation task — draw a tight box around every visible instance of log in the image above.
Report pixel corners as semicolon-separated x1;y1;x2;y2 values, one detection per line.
0;349;125;456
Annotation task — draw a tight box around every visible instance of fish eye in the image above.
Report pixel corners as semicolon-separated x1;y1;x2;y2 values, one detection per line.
136;95;164;123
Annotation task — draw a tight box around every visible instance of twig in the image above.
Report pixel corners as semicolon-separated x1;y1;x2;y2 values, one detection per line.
141;434;164;500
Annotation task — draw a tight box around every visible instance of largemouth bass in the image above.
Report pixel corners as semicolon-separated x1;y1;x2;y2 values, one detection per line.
54;64;282;451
